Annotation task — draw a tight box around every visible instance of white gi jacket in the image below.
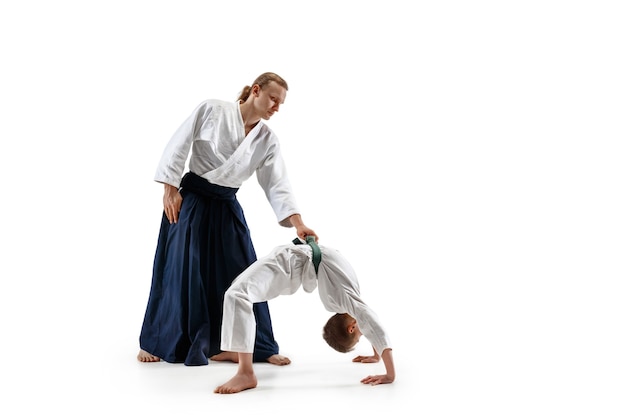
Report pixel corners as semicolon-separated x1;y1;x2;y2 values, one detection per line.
154;99;299;226
221;244;392;356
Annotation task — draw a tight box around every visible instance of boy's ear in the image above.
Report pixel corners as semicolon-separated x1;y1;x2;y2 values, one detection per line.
347;320;357;334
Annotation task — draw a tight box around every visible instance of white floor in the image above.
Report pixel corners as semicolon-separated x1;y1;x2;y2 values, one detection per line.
3;275;625;417
5;299;415;416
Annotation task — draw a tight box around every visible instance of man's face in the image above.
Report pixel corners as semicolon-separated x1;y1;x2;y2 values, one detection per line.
256;81;286;120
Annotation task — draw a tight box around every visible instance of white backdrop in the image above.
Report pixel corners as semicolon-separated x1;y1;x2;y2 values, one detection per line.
1;1;625;416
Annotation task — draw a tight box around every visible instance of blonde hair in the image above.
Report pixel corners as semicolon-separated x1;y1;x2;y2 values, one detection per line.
237;72;289;102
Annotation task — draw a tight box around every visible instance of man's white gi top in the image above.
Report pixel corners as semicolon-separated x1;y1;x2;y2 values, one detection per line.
221;244;392;356
154;99;299;226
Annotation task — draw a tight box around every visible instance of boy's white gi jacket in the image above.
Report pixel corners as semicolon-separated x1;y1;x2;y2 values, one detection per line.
221;243;392;356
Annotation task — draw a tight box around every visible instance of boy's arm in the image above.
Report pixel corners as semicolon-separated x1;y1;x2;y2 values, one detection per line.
359;348;395;386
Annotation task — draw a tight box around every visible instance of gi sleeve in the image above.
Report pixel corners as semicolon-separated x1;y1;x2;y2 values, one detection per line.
255;138;301;227
154;101;213;188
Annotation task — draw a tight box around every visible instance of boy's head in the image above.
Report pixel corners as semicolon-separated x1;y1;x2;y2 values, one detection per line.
322;313;361;353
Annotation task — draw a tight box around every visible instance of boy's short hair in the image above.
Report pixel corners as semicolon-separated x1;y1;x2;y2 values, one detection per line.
322;313;359;353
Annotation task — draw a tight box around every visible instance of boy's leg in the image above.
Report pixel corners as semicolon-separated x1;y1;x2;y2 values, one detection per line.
214;353;257;394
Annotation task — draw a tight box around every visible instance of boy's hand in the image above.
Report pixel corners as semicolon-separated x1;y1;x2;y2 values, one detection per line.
361;374;394;385
352;354;380;364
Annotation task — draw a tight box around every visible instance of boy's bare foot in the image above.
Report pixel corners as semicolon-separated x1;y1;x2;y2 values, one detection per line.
214;373;257;394
267;354;291;366
210;352;239;363
137;349;160;362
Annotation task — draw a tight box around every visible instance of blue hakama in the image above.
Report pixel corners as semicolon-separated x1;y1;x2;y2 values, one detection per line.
139;172;279;365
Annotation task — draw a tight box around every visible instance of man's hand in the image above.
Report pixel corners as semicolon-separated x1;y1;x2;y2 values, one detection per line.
163;183;182;224
288;214;318;242
296;225;318;242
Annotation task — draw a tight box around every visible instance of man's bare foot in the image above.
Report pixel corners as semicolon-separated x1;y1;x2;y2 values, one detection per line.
137;349;160;362
267;354;291;366
214;373;257;394
210;352;239;363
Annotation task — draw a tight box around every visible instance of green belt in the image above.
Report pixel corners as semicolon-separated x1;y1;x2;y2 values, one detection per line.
292;236;321;274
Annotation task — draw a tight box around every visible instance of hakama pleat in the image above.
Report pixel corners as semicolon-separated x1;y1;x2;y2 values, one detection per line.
139;172;279;365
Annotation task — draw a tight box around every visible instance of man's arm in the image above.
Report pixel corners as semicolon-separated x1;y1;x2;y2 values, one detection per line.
287;214;318;241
